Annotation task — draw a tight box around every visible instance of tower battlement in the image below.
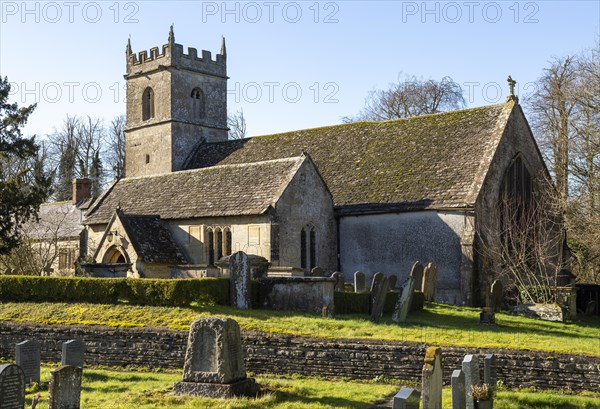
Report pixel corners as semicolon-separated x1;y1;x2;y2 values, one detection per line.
126;26;226;78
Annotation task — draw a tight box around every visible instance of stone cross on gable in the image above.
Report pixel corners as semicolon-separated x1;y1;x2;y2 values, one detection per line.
507;76;518;103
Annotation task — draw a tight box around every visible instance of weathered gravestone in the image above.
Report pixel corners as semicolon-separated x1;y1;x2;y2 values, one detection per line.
451;369;466;409
48;366;82;409
392;277;415;324
410;261;424;292
370;272;383;292
230;251;251;309
331;271;344;291
15;340;40;385
490;280;503;312
421;347;443;409
388;275;397;290
422;263;438;301
310;266;325;277
479;307;495;325
174;317;257;398
585;300;596;315
370;276;390;323
61;340;85;368
484;354;496;386
0;364;25;409
354;271;366;293
393;387;421;409
462;354;480;409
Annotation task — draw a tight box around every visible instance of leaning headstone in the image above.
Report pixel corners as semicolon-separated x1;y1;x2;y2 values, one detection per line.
15;340;40;385
422;262;438;301
392;276;415;324
370;276;390;323
451;369;466;409
0;363;25;409
174;317;257;398
331;271;344;291
311;266;325;277
483;354;496;386
393;387;421;409
490;280;503;312
410;261;424;292
354;271;366;293
462;354;480;409
62;340;85;368
48;366;82;409
421;347;443;409
230;251;251;309
388;275;397;290
370;271;383;292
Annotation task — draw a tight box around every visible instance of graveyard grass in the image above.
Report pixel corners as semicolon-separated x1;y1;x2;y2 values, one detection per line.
1;301;599;356
22;367;600;409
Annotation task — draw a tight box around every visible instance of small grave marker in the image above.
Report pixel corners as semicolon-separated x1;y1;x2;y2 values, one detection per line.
48;366;82;409
15;340;40;385
62;340;85;368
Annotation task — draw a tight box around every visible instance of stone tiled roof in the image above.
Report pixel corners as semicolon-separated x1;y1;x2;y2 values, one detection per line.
119;212;188;264
85;157;305;224
26;202;84;240
184;103;514;211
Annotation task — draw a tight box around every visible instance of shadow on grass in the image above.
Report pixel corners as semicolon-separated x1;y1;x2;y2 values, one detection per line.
265;388;378;409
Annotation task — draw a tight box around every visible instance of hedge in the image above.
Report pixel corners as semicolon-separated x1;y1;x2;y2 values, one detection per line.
334;290;425;315
0;276;229;306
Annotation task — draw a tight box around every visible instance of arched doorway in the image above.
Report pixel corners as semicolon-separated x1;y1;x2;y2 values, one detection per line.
103;246;129;264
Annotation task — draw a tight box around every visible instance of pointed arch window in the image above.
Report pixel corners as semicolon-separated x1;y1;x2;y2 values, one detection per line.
191;87;206;120
300;225;317;270
142;87;154;121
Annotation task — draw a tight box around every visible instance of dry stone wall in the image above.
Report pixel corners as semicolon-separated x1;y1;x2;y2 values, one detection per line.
0;322;598;392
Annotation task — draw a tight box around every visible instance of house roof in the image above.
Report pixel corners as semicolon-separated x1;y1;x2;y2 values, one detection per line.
85;156;307;224
118;212;188;264
25;202;84;240
184;102;515;212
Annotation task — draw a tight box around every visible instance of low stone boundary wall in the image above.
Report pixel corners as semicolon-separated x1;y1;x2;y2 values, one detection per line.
0;321;598;392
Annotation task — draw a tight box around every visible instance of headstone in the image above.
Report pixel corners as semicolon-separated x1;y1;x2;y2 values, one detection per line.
422;262;438;301
451;369;466;409
230;251;251;309
370;276;390;323
15;340;40;385
462;354;480;409
62;340;85;368
48;366;82;409
585;300;596;315
483;354;496;386
410;261;424;292
310;266;325;277
173;317;257;398
479;307;496;325
331;271;344;291
354;271;366;293
421;347;443;409
388;275;397;290
0;364;25;409
393;387;421;409
490;280;503;312
370;272;383;292
392;276;415;324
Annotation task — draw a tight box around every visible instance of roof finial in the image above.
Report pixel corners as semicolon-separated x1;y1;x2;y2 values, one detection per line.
126;36;132;56
220;36;227;57
168;24;175;45
506;75;518;103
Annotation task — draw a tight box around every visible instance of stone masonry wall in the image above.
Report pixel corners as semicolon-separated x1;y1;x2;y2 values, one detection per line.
0;321;598;392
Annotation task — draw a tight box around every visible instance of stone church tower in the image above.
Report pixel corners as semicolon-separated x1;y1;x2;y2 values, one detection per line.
124;26;228;177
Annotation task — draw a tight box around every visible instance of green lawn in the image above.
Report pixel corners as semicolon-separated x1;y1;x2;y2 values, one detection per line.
24;367;600;409
1;301;598;356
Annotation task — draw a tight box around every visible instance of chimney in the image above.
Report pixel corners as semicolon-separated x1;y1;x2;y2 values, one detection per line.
72;178;91;205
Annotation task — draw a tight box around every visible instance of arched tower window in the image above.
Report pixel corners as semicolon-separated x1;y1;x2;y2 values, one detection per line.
142;87;154;121
191;87;206;120
300;225;317;270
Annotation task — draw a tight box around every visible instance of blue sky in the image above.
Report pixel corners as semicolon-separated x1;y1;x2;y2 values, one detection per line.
1;1;598;138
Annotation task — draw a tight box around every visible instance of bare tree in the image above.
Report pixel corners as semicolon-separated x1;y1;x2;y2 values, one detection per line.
343;74;465;122
227;109;247;140
107;115;126;179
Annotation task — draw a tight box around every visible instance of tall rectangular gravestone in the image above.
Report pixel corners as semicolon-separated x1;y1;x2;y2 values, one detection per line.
15;340;40;385
451;369;466;409
230;251;251;309
392;276;415;324
370;271;383;292
410;261;424;292
0;364;25;409
421;347;443;409
174;317;257;398
62;340;85;368
48;366;82;409
422;262;438;302
490;280;503;312
462;354;480;409
393;387;421;409
354;271;366;293
484;354;496;386
370;275;390;323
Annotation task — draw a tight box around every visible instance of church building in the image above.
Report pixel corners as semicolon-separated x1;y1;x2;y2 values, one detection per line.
84;28;551;306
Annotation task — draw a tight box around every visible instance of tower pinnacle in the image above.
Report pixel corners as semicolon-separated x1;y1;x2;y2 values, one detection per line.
220;36;227;57
168;24;175;46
